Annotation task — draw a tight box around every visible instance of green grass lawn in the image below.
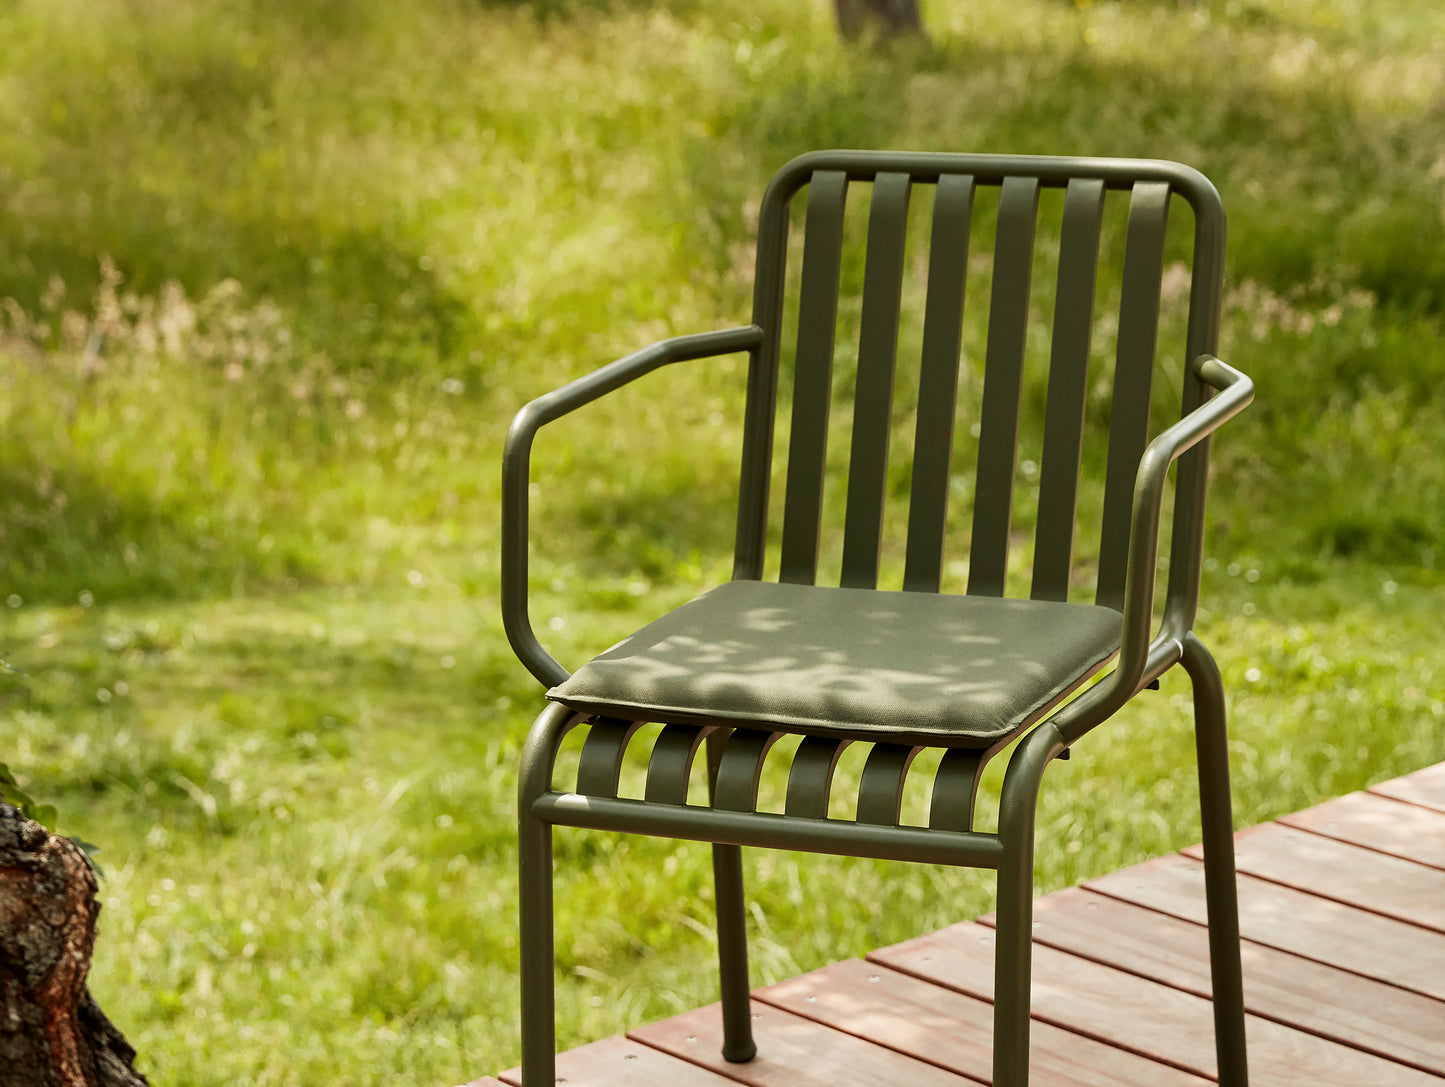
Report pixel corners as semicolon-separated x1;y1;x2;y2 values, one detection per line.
2;0;1443;1082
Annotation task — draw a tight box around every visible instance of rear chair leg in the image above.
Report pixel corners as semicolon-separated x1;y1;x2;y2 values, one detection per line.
712;843;757;1061
1182;632;1250;1086
706;729;756;1062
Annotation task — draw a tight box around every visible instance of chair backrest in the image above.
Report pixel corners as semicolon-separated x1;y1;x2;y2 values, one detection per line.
730;151;1226;618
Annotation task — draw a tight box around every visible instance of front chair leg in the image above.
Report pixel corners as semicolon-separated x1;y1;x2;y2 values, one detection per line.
517;704;575;1087
992;837;1035;1087
518;810;556;1087
992;725;1059;1087
1182;633;1250;1086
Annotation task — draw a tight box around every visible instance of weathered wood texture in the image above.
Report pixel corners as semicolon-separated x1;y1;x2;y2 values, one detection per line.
632;1000;973;1086
1368;762;1445;813
483;763;1445;1085
1088;857;1445;1002
1182;821;1445;933
498;1035;746;1087
756;957;1208;1086
1011;888;1445;1077
1280;789;1445;870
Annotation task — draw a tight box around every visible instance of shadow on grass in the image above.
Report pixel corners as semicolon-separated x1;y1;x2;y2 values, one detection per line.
0;453;314;607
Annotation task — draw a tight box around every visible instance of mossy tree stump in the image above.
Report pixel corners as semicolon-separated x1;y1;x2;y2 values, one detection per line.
0;806;148;1087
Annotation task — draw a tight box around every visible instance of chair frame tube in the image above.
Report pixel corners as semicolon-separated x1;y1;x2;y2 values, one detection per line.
529;791;1005;868
502;325;764;689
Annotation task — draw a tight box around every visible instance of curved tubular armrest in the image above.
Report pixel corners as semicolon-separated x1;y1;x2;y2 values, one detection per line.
1063;355;1252;740
502;325;765;688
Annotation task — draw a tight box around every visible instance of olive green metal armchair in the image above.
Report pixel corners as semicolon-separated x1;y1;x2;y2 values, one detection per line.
503;151;1254;1086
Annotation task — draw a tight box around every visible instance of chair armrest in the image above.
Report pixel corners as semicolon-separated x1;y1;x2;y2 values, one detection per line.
1084;355;1254;723
502;325;765;688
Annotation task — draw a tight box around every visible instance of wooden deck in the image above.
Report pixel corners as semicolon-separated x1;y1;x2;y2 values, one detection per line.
475;763;1445;1086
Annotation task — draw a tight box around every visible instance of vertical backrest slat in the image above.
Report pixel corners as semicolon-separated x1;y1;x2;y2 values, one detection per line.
967;176;1041;597
839;172;913;589
778;171;849;585
1030;178;1106;602
1096;181;1171;610
1165;189;1226;624
903;173;976;593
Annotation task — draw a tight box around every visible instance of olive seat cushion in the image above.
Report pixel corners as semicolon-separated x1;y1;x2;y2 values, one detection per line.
548;580;1122;750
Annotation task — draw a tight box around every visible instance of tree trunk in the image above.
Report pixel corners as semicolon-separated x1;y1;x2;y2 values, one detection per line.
0;807;148;1087
834;0;925;40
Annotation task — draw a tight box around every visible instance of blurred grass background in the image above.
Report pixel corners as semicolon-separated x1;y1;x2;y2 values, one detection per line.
0;0;1442;1082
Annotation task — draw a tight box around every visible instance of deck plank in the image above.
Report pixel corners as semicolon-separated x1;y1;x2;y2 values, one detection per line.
999;886;1445;1077
629;999;976;1086
1369;763;1445;814
1181;823;1445;934
755;956;1210;1086
870;920;1444;1085
872;920;1218;1075
1280;790;1445;870
497;1035;748;1087
1087;853;1445;1001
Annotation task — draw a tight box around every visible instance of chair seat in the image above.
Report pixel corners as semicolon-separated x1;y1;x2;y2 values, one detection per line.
548;580;1122;749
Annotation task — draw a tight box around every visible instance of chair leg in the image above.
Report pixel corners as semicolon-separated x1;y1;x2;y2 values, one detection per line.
712;842;757;1061
992;837;1035;1087
517;704;573;1087
518;809;556;1087
705;728;756;1062
992;725;1059;1087
1182;633;1250;1087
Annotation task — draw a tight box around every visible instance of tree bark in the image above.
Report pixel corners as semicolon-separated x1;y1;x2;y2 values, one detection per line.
0;806;148;1087
834;0;925;40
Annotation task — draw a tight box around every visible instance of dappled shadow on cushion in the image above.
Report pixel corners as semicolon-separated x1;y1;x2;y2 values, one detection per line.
549;580;1120;749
